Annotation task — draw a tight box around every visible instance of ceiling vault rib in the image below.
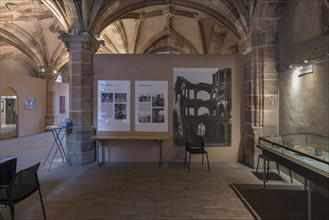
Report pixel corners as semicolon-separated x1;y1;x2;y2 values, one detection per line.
133;16;144;54
196;19;206;54
113;21;128;53
41;0;70;32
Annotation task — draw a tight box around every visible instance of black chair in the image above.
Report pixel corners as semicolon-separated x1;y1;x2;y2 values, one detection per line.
256;154;293;183
0;162;46;220
185;135;210;172
0;158;17;186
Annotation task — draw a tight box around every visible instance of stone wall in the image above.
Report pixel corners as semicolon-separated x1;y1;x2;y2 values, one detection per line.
278;1;329;136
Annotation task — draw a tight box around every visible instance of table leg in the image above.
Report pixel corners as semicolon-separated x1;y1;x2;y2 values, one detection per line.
154;140;162;168
96;139;104;167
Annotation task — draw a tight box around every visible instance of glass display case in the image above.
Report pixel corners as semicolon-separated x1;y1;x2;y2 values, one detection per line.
258;134;329;220
258;133;329;189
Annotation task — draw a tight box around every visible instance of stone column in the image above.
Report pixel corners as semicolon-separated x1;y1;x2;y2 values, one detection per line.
42;73;57;126
60;33;100;164
241;0;284;167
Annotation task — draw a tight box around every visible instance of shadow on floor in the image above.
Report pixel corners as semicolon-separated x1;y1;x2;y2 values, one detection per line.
231;184;329;220
251;170;286;182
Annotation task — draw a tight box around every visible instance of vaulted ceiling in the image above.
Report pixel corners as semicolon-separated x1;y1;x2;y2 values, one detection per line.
0;0;258;80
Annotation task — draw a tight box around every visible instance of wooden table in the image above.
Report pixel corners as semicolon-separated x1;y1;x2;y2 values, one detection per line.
90;134;171;167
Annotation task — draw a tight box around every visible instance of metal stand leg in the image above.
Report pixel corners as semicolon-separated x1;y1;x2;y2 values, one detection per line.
55;129;71;166
307;179;312;220
44;128;71;171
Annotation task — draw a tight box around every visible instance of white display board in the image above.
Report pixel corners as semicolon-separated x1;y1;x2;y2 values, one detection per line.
97;80;130;131
135;81;168;132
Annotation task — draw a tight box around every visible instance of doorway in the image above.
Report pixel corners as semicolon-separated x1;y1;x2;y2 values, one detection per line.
1;87;18;140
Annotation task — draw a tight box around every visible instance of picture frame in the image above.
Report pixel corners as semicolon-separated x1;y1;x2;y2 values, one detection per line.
24;97;36;110
60;96;65;113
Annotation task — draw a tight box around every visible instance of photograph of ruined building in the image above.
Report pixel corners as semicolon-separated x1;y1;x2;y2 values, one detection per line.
173;68;231;146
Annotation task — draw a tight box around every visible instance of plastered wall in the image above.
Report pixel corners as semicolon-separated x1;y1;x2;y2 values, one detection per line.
0;72;46;137
93;54;243;163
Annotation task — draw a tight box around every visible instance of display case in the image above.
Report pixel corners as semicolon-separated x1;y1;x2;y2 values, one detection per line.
258;133;329;189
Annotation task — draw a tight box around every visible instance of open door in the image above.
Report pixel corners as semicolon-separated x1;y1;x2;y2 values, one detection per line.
0;87;18;140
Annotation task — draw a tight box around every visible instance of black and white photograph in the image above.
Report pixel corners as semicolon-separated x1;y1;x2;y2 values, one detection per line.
101;93;113;103
138;112;151;123
115;93;127;102
114;103;127;120
152;93;164;107
152;108;165;123
173;68;232;146
138;93;151;102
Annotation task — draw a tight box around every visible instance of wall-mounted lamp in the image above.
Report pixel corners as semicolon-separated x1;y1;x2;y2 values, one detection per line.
298;64;314;77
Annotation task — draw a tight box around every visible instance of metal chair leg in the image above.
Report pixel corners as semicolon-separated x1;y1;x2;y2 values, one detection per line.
188;153;191;173
9;204;14;220
256;155;261;174
38;187;46;219
184;149;187;165
206;153;210;172
289;169;293;183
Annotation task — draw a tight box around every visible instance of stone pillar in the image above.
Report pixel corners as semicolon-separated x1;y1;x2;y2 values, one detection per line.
42;73;57;126
241;0;284;167
60;33;100;164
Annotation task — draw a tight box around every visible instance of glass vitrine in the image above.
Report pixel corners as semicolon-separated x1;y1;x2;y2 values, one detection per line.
258;133;329;188
258;134;329;220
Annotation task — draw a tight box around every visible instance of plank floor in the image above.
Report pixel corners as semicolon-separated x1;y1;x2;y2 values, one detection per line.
0;132;327;220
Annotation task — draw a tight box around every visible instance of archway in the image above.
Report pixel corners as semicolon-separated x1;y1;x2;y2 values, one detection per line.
0;87;18;139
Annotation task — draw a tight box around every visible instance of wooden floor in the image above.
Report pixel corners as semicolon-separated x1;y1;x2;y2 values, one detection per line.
0;132;328;220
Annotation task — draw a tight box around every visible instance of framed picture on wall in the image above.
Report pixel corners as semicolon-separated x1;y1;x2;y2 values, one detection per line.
1;100;4;112
60;96;65;113
25;97;36;110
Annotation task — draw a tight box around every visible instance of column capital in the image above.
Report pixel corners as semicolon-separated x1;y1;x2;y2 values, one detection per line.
59;32;101;53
